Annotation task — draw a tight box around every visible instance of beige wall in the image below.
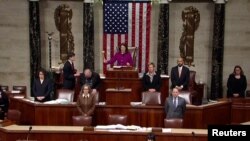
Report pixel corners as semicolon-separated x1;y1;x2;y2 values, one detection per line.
0;0;30;95
0;0;250;98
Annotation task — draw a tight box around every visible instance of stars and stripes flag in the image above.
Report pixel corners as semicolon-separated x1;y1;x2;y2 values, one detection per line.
103;0;152;73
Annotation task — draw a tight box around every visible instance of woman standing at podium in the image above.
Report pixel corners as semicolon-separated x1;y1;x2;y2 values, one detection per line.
103;43;133;67
76;84;96;116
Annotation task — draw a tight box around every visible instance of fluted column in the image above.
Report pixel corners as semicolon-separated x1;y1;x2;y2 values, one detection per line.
29;0;41;96
157;0;170;74
83;0;94;70
210;0;227;99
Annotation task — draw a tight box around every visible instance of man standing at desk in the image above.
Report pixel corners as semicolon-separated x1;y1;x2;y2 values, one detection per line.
170;57;190;90
63;52;80;90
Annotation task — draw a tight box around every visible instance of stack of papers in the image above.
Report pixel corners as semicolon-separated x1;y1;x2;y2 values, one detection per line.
95;124;142;131
130;102;143;106
43;99;69;104
11;90;20;94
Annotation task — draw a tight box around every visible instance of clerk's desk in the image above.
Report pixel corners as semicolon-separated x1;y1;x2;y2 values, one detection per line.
9;97;231;128
71;67;169;103
0;124;207;141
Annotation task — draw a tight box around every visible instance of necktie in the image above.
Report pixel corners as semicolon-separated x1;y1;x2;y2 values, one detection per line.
71;62;75;71
173;97;177;108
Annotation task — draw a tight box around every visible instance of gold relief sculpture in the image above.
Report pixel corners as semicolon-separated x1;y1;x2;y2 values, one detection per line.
179;6;200;67
54;4;74;63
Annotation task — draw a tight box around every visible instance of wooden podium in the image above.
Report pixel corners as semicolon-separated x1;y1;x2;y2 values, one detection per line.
105;88;132;105
105;67;139;79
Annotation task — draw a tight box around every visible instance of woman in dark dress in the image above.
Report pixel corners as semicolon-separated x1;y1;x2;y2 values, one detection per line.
227;65;247;98
32;68;52;102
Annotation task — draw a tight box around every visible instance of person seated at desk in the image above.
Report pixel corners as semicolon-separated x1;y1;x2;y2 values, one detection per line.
227;65;247;98
165;88;186;119
32;68;53;102
76;85;96;116
0;86;9;120
80;68;100;95
170;57;190;90
103;43;133;67
142;62;161;92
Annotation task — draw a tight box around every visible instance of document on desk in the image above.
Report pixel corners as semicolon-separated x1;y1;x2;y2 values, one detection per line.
95;124;142;131
162;128;172;133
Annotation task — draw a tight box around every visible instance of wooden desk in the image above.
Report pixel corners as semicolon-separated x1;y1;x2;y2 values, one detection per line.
0;125;207;141
99;76;169;105
230;98;250;124
105;88;132;105
9;97;230;128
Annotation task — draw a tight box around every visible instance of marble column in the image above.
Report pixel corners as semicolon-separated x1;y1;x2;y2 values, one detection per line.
157;1;170;74
29;0;41;96
83;0;94;70
210;0;226;99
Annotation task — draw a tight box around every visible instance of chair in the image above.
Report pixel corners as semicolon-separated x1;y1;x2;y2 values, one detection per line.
164;118;183;128
142;92;161;105
93;91;99;103
108;114;127;125
12;86;26;94
0;86;9;91
245;90;250;98
179;70;203;105
72;115;92;126
6;109;21;124
128;46;138;67
57;89;74;102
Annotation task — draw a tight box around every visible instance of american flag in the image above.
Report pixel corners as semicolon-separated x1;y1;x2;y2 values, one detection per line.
103;0;152;73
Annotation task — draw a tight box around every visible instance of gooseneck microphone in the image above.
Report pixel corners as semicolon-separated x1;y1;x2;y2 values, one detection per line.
26;126;32;141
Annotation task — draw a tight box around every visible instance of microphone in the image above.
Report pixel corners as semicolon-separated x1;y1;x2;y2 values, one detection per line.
26;126;32;141
191;131;195;141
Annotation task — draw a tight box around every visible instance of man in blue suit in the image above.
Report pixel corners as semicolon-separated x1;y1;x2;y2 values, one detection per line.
170;57;190;90
165;88;186;119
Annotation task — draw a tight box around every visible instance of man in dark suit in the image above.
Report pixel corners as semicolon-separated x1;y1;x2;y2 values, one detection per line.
63;52;80;90
170;57;190;90
142;62;161;92
80;68;101;94
165;88;186;119
0;86;9;120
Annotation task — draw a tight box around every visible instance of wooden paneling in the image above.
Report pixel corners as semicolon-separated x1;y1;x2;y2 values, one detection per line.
0;126;207;141
9;97;231;128
231;98;250;124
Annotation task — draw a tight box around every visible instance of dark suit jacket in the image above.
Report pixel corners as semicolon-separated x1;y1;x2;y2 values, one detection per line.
80;72;101;89
32;78;52;102
0;91;9;119
227;74;247;98
170;65;190;90
63;61;76;90
142;72;162;91
165;96;186;119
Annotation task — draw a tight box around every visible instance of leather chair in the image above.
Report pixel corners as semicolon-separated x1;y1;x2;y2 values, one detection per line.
12;86;26;94
57;89;74;102
72;115;92;126
108;114;127;125
142;92;161;105
7;109;21;124
164;118;183;128
179;70;203;105
0;86;9;91
93;92;99;103
128;46;138;67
